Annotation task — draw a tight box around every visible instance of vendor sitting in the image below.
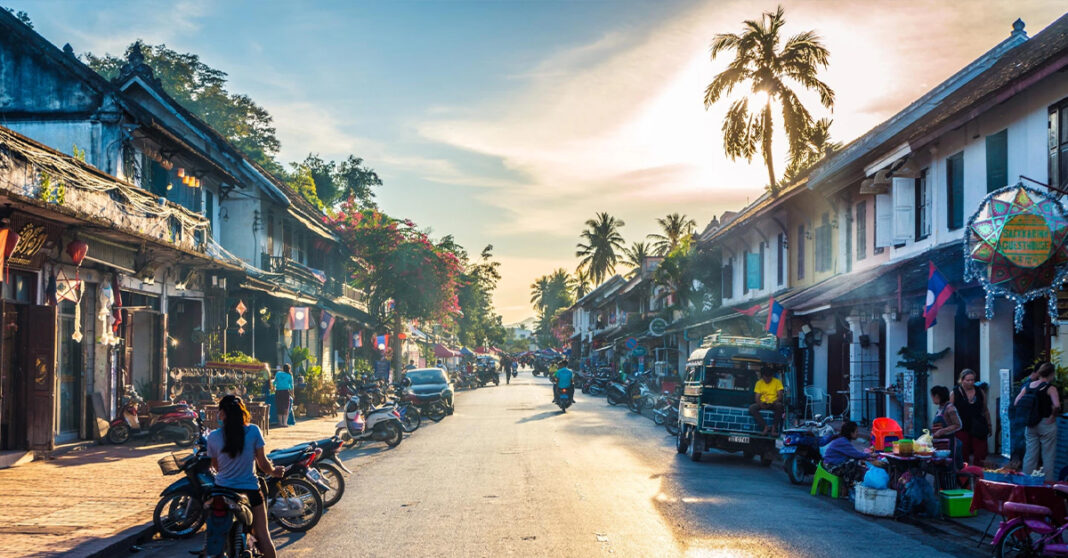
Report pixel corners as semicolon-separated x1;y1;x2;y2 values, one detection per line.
823;421;871;487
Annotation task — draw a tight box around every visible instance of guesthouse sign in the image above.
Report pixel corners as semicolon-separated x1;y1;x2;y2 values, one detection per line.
964;183;1068;330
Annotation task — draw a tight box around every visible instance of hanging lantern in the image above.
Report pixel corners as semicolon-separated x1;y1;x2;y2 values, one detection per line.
3;229;19;259
177;167;185;178
66;239;88;266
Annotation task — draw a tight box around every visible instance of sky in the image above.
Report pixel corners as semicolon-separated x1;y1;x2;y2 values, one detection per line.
11;0;1067;323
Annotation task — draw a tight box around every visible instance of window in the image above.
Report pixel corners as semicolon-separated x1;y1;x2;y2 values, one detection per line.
797;225;806;280
722;258;734;299
947;152;964;230
758;241;765;290
742;250;748;294
815;213;832;272
266;211;275;255
986;129;1008;193
856;201;867;261
205;191;216;238
744;249;761;293
915;169;931;240
1050;98;1068;191
892;177;914;245
875;193;891;252
844;207;853;273
777;233;785;286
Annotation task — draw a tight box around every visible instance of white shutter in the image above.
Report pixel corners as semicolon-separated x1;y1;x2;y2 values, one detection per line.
892;177;915;244
875;193;892;248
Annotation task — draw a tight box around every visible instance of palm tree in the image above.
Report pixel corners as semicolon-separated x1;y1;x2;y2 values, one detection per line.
703;5;834;195
782;117;842;185
529;276;550;314
575;212;626;285
573;268;592;299
647;213;696;256
622;241;653;270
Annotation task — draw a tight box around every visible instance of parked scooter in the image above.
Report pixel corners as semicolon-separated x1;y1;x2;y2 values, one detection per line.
652;391;681;436
556;386;574;412
605;377;628;406
627;374;656;414
779;415;838;484
335;395;404;449
107;386;198;447
269;442;346;508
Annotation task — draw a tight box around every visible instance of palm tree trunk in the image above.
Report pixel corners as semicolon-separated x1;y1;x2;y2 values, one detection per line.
763;100;777;195
391;311;404;383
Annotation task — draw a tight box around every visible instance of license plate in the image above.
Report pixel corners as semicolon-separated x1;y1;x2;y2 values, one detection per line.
306;468;323;482
780;446;796;454
728;435;750;444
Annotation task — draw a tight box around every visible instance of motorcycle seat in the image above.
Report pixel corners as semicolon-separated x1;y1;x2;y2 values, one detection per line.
268;450;310;466
149;404;188;415
278;437;335;454
209;487;250;509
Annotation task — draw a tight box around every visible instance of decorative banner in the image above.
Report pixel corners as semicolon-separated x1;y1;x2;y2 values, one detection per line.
964;182;1068;330
1000;368;1011;458
320;309;335;340
287;307;310;330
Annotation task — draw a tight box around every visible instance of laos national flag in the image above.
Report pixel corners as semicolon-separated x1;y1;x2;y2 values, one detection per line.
924;262;954;329
766;298;787;337
288;307;310;330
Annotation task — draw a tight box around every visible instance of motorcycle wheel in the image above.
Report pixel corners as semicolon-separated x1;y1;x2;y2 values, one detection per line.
400;406;421;433
425;401;447;422
627;394;643;414
107;424;130;445
995;523;1041;558
653;411;665;426
153;489;204;538
383;422;403;448
317;463;346;507
606;391;621;406
666;418;680;437
335;427;363;449
172;423;197;447
784;455;809;485
272;478;323;532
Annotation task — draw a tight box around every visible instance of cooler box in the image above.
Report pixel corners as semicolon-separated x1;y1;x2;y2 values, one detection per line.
854;485;897;517
870;417;904;451
940;489;976;517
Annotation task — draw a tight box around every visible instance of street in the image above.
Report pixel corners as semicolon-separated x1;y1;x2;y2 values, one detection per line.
135;373;987;558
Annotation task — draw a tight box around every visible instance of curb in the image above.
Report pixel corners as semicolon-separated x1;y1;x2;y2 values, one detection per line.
84;522;156;558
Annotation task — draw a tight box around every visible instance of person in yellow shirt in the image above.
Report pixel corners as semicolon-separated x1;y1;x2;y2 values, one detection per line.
749;368;784;435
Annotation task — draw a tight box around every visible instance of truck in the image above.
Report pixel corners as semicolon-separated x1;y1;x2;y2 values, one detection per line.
677;333;791;466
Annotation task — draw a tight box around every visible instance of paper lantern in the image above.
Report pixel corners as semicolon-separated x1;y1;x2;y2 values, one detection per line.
2;229;19;258
66;239;88;266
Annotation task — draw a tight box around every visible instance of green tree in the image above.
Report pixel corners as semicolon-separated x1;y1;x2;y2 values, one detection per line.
573;268;592;299
529;269;574;347
456;245;507;348
302;153;382;207
85;42;282;173
647;213;696;256
6;8;32;28
781;117;842;185
622;241;652;271
703;6;834;195
286;163;324;209
575;212;626;285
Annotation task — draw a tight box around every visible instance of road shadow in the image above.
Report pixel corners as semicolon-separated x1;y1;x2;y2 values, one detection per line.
516;410;561;424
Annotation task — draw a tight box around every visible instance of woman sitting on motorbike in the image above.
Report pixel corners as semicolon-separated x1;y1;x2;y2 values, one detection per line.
207;395;285;558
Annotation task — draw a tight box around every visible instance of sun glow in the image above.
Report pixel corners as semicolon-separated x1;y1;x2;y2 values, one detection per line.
748;89;770;109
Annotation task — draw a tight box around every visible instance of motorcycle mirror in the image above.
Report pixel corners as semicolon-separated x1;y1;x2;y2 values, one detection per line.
402;377;412;387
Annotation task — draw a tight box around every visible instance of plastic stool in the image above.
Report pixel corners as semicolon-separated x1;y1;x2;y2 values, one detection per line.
811;463;842;498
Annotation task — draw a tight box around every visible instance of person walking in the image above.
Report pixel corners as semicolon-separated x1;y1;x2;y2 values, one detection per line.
1016;362;1061;482
273;364;294;428
950;369;991;467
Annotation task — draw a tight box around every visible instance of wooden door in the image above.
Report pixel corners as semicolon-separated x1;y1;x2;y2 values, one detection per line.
24;305;56;451
827;330;849;415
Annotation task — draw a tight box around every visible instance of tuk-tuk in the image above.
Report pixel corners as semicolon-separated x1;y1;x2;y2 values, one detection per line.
677;333;790;465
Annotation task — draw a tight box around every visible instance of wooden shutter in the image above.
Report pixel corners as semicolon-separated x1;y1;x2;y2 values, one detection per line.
1051;108;1060;189
875;194;892;248
986;129;1008;193
947;152;965;230
892;177;914;244
24;305;57;451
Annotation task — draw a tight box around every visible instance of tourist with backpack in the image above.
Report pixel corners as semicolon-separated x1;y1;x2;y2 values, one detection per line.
1014;362;1061;482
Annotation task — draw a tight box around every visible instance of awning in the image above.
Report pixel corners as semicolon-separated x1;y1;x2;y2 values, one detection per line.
317;297;373;324
433;344;459;358
287;207;336;241
460;347;475;357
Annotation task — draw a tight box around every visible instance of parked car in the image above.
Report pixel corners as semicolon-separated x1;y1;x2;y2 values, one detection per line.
404;367;455;413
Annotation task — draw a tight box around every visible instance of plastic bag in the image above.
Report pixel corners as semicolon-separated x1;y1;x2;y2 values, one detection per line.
915;429;933;452
862;466;890;490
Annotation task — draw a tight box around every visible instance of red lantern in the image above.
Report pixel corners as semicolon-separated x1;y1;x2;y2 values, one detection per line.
3;229;19;259
66;239;88;266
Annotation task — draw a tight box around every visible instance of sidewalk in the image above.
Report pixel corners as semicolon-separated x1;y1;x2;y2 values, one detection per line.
0;416;342;558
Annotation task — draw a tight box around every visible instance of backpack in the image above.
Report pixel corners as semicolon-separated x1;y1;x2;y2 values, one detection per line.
1017;381;1050;428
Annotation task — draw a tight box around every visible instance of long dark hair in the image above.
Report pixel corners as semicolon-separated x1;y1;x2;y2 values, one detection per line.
219;395;250;459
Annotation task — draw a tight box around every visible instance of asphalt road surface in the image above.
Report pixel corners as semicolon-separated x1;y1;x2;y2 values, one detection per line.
137;373;986;558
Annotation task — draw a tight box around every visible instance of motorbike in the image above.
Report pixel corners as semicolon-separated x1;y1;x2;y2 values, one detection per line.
269;442;346;508
605;378;628;406
154;441;214;539
778;415;838;484
203;486;256;558
627;375;656;414
652;391;681;435
386;383;423;432
335;395;405;449
556;386;574;412
107;386;198;447
477;366;500;387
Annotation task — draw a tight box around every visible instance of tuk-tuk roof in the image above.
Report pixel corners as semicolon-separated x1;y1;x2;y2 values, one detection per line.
687;333;787;367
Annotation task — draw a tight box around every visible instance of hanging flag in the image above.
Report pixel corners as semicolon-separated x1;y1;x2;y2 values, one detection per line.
924;262;955;329
353;330;363;348
765;298;788;337
735;303;763;317
288;306;310;330
376;334;389;350
320;309;336;340
111;275;123;334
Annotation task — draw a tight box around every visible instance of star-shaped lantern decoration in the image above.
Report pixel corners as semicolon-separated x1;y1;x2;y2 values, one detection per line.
964;182;1068;330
